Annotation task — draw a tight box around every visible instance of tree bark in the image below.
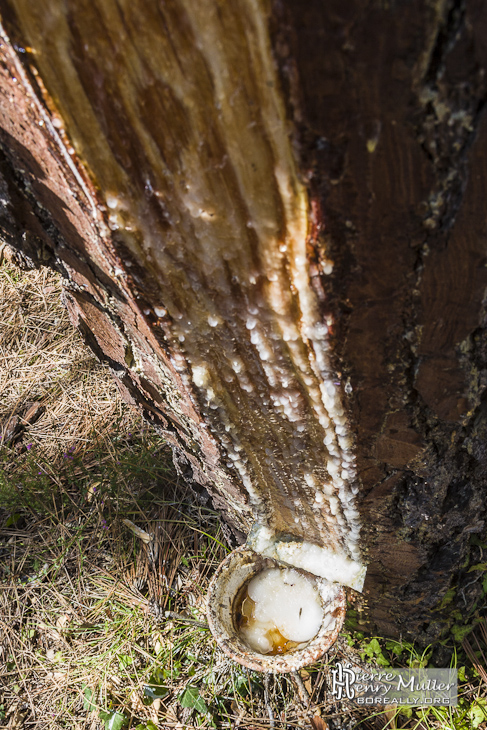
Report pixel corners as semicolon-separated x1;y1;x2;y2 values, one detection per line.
0;0;486;644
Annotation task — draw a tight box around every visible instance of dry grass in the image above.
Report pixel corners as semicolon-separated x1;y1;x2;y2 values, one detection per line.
1;258;486;730
0;260;322;729
0;481;231;729
0;259;138;460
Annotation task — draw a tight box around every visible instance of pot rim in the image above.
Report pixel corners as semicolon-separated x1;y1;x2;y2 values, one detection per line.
207;545;346;673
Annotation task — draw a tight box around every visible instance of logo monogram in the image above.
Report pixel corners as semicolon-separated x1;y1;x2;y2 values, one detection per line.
330;662;357;700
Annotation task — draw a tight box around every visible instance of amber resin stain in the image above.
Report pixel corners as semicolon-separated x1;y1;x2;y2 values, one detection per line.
1;0;363;580
234;583;302;655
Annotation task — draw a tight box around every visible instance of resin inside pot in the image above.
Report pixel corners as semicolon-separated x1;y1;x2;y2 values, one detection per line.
235;567;324;654
207;546;347;672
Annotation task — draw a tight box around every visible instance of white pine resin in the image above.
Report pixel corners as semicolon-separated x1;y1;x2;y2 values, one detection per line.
248;525;366;591
240;568;324;654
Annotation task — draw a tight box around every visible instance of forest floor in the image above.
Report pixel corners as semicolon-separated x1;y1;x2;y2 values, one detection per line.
0;255;486;730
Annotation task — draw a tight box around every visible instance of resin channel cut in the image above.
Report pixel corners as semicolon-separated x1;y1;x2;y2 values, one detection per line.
235;568;324;655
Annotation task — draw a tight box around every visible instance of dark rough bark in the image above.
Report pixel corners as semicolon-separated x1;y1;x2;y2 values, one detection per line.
0;0;486;644
275;0;487;641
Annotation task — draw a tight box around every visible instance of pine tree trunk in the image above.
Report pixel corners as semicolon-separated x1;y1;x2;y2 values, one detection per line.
0;0;486;644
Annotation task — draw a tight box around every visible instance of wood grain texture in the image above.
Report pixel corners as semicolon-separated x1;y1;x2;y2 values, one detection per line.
1;0;487;640
0;0;365;581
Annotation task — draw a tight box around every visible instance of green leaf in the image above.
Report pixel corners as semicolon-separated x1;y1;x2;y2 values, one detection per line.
458;666;467;682
144;683;168;699
234;675;249;697
469;698;487;729
397;706;413;718
468;562;487;572
438;587;456;608
150;667;164;683
368;638;381;655
83;686;96;712
117;654;133;670
482;574;487;595
99;711;127;730
135;723;158;730
179;685;208;715
451;622;475;643
360;638;390;666
5;513;21;527
385;640;404;655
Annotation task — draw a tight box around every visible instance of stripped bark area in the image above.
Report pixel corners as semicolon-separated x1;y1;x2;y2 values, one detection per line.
0;0;486;641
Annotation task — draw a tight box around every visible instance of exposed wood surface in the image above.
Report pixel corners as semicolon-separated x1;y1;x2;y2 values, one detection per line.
0;0;362;572
0;0;487;640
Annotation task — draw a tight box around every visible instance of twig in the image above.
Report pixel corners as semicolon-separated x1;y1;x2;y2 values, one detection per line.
163;610;208;629
291;670;310;707
263;673;275;730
